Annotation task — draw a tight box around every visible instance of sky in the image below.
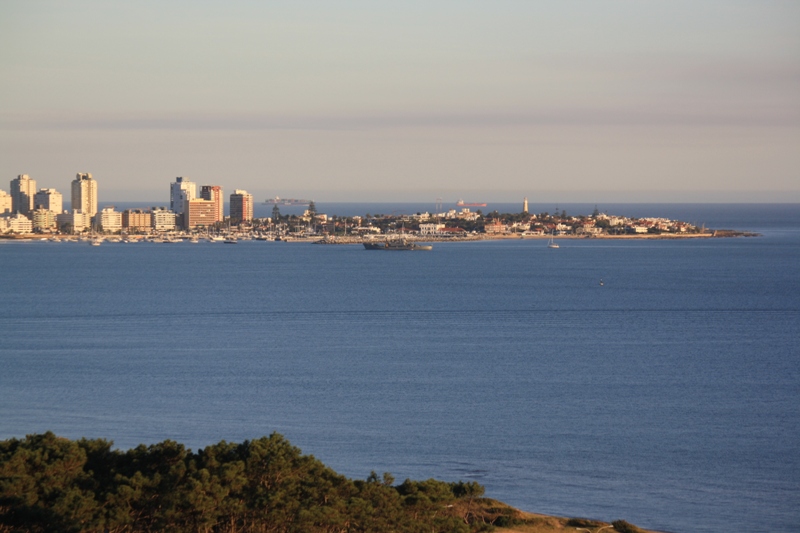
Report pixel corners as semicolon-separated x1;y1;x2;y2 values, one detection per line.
1;0;798;203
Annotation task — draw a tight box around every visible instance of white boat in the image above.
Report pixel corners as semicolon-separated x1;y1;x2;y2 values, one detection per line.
547;236;559;249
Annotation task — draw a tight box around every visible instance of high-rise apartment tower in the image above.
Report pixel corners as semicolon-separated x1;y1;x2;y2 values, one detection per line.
200;185;224;223
71;173;98;217
229;190;253;225
170;177;196;218
10;174;37;216
34;188;63;214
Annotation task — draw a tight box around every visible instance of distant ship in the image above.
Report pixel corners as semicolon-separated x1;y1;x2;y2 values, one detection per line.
263;197;310;206
456;199;487;207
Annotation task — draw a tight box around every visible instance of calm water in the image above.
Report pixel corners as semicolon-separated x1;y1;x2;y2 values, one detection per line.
1;204;799;533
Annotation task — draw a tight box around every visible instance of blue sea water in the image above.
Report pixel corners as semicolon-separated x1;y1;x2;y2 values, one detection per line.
1;203;799;533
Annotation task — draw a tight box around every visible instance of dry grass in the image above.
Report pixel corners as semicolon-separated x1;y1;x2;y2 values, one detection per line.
461;499;654;533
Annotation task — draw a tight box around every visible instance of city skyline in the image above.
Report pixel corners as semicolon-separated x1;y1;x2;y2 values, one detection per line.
1;1;798;202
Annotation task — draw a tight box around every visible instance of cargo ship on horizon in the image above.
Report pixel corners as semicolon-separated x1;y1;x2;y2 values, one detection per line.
456;199;487;207
264;197;310;206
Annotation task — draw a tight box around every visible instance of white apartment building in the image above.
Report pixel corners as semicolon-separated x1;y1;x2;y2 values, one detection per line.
10;174;37;216
0;190;12;214
56;210;91;233
95;206;123;233
419;223;446;235
4;212;33;233
34;188;63;214
170;177;196;218
151;208;177;231
31;208;58;231
71;173;98;217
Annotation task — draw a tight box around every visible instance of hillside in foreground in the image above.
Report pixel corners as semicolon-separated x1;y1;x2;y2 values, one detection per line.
0;432;650;533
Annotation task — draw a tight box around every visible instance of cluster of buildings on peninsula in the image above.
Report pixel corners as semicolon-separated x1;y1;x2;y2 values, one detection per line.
1;174;704;238
0;174;253;234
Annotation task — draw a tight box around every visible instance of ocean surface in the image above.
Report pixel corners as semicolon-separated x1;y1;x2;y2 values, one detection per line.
1;203;798;533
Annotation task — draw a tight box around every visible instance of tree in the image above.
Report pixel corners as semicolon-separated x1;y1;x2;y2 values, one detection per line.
1;433;494;533
308;201;317;215
272;204;281;221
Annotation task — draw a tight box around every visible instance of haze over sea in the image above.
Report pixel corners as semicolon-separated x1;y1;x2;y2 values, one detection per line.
1;203;798;533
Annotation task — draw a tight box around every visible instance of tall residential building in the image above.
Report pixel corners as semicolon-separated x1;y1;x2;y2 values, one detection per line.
34;188;63;214
0;190;12;214
200;185;224;223
183;198;218;229
10;174;37;216
71;173;98;217
229;189;253;225
170;177;196;218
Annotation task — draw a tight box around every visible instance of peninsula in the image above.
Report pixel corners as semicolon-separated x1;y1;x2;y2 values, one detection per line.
2;174;757;241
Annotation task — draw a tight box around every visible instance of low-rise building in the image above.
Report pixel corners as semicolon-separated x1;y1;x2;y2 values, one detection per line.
151;208;176;232
419;223;446;235
626;225;649;234
31;208;58;232
57;210;91;233
484;219;508;234
439;226;467;236
575;225;603;235
95;207;123;233
352;226;381;234
456;209;481;221
122;209;152;232
4;212;33;233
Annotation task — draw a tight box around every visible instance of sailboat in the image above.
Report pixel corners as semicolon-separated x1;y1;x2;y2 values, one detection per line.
547;235;559;249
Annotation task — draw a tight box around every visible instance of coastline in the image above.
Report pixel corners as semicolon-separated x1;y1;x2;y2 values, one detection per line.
0;229;759;243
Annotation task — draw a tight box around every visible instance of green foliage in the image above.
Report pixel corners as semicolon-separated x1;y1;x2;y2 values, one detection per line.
0;433;489;533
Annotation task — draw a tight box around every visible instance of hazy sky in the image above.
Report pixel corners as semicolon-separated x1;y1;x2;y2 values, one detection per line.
1;0;798;202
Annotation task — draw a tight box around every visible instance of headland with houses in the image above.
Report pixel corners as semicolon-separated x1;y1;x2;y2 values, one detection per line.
1;173;756;242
